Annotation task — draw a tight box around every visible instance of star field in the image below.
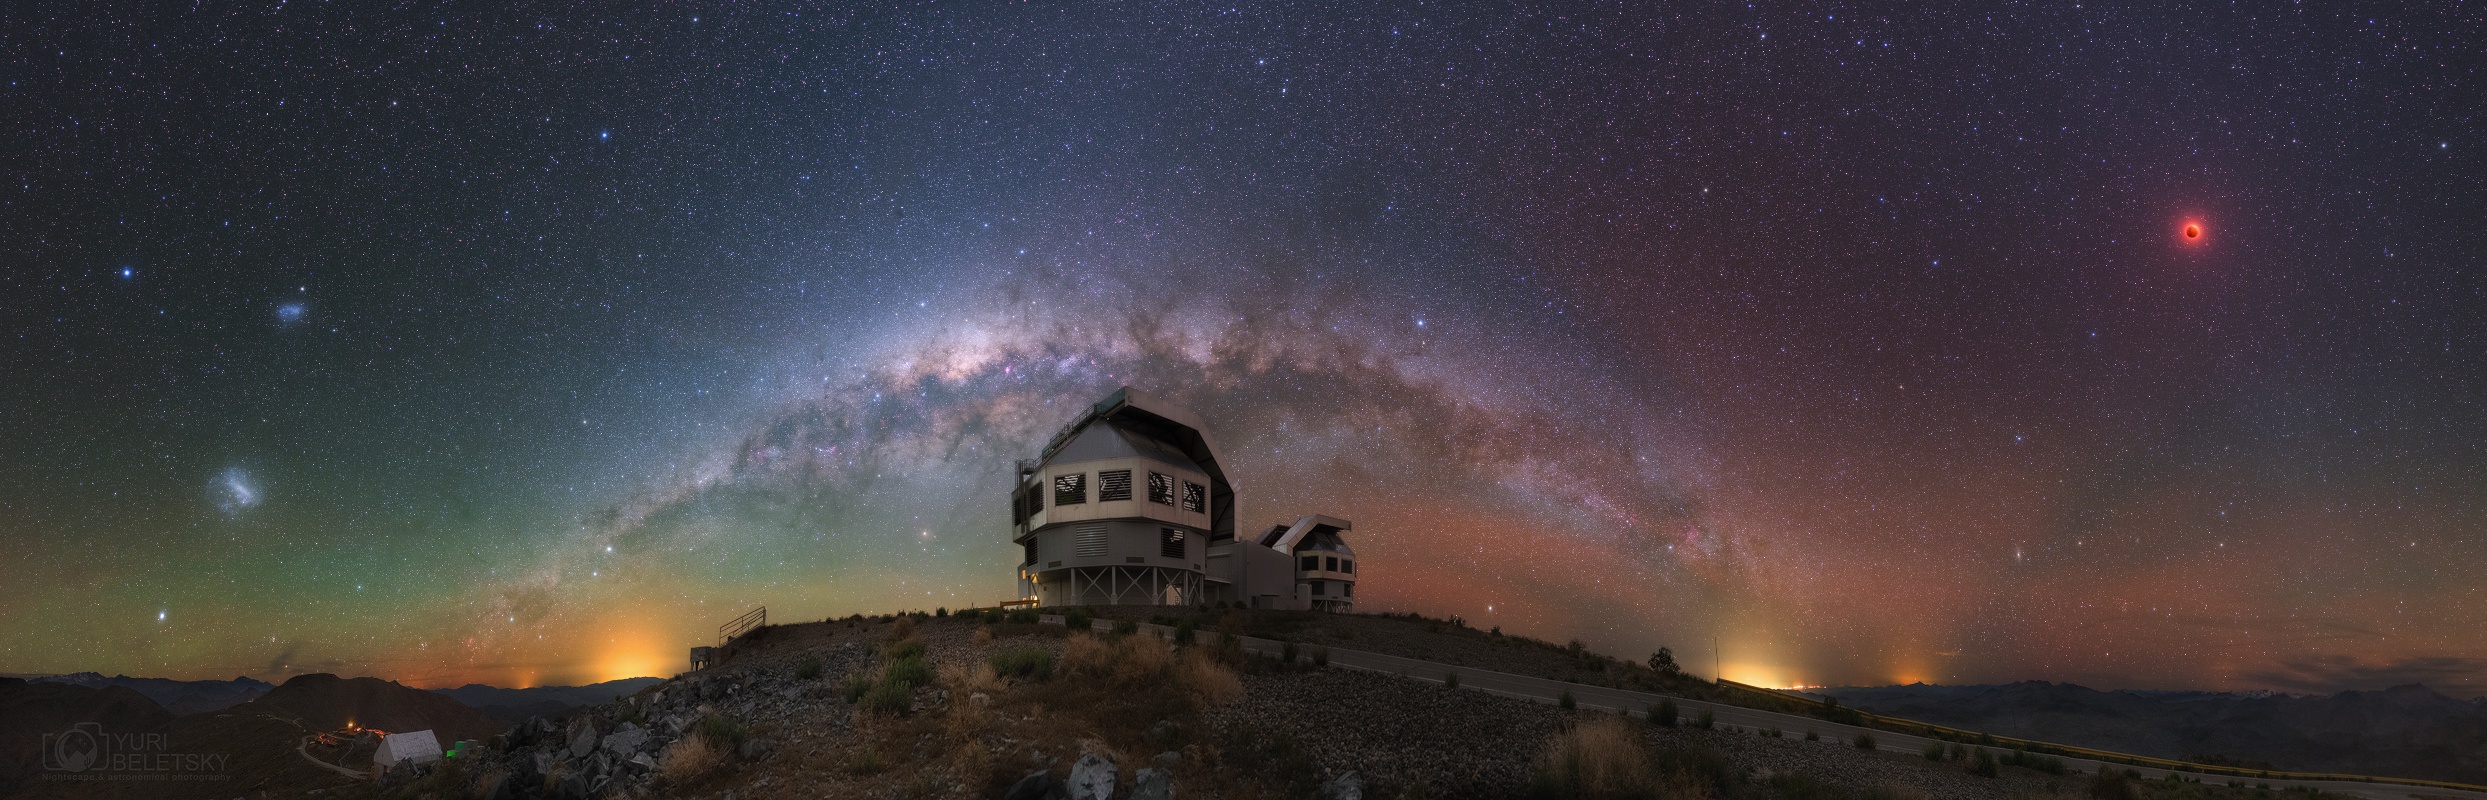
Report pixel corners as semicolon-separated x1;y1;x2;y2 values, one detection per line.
1;2;2481;693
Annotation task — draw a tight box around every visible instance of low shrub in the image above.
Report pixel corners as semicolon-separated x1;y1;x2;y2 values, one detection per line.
1559;690;1577;710
1762;727;1783;738
934;607;948;618
1063;609;1094;632
692;714;748;752
1969;747;1999;778
1768;772;1841;800
1854;732;1877;750
1445;671;1461;689
884;654;935;688
1112;619;1139;636
795;656;822;681
1311;647;1330;668
881;638;927;661
988;647;1055;681
2089;770;2148;800
1281;641;1299;664
1924;741;1947;761
1693;709;1715;730
845;746;889;775
2002;747;2067;774
1173;620;1197;645
841;676;872;703
1652;698;1678;727
859;680;912;715
1007;608;1039;625
1805;729;1820;741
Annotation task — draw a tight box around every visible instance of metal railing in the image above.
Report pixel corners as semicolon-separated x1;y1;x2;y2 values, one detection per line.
717;606;766;646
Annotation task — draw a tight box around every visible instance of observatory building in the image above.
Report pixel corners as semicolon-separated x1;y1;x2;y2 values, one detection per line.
1011;387;1357;610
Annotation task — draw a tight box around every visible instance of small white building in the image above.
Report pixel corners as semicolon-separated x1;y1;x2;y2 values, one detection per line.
373;729;442;772
1011;388;1358;610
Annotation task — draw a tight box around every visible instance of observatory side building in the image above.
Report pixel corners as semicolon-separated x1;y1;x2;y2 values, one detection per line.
1011;388;1358;610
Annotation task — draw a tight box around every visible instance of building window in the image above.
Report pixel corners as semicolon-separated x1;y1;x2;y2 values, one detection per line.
1342;560;1354;574
1344;583;1353;597
1074;524;1107;557
1181;481;1206;513
1300;555;1319;572
1098;469;1133;502
1015;483;1043;522
1023;540;1038;565
1325;556;1338;572
1160;528;1186;559
1148;472;1176;505
1054;473;1087;505
1311;581;1325;596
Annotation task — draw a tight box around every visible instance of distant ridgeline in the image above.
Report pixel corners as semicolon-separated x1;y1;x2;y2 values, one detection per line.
1820;681;2487;785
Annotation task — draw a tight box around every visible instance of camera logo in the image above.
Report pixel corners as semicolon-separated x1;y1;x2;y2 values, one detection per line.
42;723;104;773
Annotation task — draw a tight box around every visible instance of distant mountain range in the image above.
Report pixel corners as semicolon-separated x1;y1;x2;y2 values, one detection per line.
20;672;662;727
1821;681;2487;784
429;677;665;727
0;672;664;799
30;672;274;715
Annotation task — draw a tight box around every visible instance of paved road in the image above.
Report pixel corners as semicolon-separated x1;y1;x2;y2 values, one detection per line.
1064;618;2484;800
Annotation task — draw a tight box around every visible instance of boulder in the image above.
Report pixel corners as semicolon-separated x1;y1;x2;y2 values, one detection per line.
1067;753;1117;800
1004;770;1068;800
1131;767;1174;800
1320;771;1363;800
739;737;775;761
600;723;647;758
1153;751;1182;770
566;717;600;759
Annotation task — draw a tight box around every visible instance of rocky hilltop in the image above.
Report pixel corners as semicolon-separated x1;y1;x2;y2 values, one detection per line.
419;609;2340;800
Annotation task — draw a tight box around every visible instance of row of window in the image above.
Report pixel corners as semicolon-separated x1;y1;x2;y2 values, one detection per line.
1309;580;1353;597
1042;470;1206;512
1019;526;1191;565
1298;554;1357;574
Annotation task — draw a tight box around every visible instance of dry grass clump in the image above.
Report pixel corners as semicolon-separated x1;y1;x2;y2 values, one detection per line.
1533;716;1660;798
1529;716;1721;800
656;736;725;786
1057;632;1242;708
973;625;995;646
886;615;917;643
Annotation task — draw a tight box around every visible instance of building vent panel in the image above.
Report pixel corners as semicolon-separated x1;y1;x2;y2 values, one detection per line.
1074;524;1108;557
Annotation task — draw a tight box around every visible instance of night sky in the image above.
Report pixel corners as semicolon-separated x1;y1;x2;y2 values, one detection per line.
4;2;2482;694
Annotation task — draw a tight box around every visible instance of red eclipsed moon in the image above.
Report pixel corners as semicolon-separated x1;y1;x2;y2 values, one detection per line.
2180;221;2206;244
